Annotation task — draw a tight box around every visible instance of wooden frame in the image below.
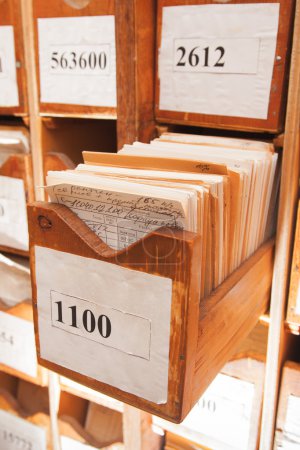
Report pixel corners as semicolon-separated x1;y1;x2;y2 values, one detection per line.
155;0;295;133
285;201;300;332
0;0;28;115
32;0;116;119
28;201;273;423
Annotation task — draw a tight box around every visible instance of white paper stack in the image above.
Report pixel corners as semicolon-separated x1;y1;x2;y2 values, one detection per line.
46;132;278;297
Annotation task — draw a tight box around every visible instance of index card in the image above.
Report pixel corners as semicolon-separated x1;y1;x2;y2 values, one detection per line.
46;181;193;250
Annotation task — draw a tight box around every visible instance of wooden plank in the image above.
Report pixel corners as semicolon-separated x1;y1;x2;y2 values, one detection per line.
192;240;273;409
115;0;156;148
20;0;44;201
155;0;295;132
123;405;163;450
286;200;300;326
84;402;123;446
259;0;300;447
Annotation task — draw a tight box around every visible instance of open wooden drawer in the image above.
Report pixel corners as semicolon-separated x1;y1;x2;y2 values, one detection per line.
28;202;274;423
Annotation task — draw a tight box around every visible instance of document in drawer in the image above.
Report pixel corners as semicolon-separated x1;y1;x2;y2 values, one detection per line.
44;132;278;300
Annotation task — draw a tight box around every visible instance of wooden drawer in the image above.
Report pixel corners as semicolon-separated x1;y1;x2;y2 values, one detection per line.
0;0;28;115
32;0;116;118
155;0;295;133
28;201;274;422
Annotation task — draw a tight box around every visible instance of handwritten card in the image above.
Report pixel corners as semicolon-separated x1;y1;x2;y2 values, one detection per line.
46;183;187;249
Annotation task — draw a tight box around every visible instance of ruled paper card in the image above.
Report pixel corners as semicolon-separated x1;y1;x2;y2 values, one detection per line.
46;182;188;250
159;3;280;119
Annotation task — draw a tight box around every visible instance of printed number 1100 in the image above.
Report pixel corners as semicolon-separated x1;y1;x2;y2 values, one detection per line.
54;301;112;338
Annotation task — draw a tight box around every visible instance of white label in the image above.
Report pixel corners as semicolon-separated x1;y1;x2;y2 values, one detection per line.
295;280;300;315
173;38;259;74
35;246;172;404
281;395;300;447
49;44;110;76
182;374;255;449
61;436;99;450
0;410;47;450
159;4;280;119
38;16;116;107
0;26;19;107
0;312;38;377
0;176;28;251
51;290;151;359
0;198;12;223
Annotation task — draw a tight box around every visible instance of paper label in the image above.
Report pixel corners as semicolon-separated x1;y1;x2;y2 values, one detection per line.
182;374;255;449
0;176;28;251
281;395;300;447
173;38;259;74
0;26;19;107
35;246;172;404
38;16;116;107
159;3;280;119
51;290;151;359
46;183;186;250
295;281;300;315
61;436;99;450
0;312;38;377
0;410;47;450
